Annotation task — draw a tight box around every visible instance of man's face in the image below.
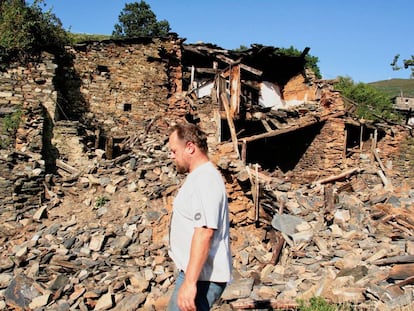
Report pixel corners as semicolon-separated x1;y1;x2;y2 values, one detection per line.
169;131;189;174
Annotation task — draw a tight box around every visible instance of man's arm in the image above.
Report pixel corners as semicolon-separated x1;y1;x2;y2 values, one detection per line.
177;226;214;311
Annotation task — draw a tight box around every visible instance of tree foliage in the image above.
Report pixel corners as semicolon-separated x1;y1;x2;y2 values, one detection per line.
278;46;321;79
112;1;170;38
334;76;399;122
391;54;414;78
0;0;69;63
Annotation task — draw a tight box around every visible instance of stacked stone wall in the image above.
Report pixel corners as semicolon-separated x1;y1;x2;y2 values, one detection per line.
67;37;183;136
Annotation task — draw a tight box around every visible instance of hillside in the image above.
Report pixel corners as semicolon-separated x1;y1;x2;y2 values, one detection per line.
369;78;414;98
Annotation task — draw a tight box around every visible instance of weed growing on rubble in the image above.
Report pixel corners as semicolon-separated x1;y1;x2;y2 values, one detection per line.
0;108;22;149
2;109;22;133
297;297;352;311
95;196;109;208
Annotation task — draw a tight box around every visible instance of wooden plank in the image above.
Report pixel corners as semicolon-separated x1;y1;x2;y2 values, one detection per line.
184;66;217;74
56;159;80;175
314;167;361;185
105;136;114;160
241;140;247;164
230;64;241;117
215;54;263;76
268;118;283;129
374;255;414;265
270;231;285;265
240;111;344;143
220;93;240;159
261;120;272;132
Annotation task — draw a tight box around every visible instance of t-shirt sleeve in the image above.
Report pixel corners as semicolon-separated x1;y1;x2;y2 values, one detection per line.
191;178;222;229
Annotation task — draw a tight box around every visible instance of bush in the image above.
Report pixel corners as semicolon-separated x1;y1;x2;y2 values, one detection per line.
2;108;22;134
334;76;401;122
0;0;69;65
0;108;22;149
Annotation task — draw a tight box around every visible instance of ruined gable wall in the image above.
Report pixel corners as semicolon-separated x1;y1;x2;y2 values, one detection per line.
67;37;183;135
0;53;57;152
282;72;319;102
0;53;57;213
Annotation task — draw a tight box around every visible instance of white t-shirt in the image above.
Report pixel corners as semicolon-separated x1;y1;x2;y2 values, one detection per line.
169;161;232;282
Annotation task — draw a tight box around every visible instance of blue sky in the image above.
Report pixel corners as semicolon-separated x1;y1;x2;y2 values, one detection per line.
34;0;413;83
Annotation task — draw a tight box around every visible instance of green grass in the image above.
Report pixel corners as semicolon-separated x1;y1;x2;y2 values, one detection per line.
69;33;111;44
297;297;355;311
369;78;414;98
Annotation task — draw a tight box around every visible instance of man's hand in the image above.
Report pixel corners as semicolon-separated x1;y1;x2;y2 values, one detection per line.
177;280;197;311
177;227;214;310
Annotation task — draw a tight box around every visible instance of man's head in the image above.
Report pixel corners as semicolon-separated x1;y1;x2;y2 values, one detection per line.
168;123;208;174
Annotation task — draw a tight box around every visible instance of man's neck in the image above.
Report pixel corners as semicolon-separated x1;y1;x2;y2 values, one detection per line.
189;156;209;173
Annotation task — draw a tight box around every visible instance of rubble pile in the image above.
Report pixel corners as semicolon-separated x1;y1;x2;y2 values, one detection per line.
0;122;414;311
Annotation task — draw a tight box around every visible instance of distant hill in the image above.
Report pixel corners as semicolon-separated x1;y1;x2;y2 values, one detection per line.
369;78;414;98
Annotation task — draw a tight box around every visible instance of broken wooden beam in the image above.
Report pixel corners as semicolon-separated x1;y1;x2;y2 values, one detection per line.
239;111;345;143
56;159;80;175
230;64;241;117
261;120;272;132
270;231;285;265
374;255;414;266
220;92;240;159
314;167;362;185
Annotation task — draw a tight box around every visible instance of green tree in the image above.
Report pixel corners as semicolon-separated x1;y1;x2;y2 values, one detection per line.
334;76;399;122
278;46;321;79
391;54;414;78
233;45;249;52
112;1;170;38
0;0;69;64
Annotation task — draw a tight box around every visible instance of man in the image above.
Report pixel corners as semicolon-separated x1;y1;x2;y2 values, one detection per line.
167;123;232;311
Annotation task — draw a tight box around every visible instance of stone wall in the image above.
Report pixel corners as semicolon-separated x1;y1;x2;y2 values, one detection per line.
66;37;184;137
0;52;57;213
293;117;346;182
0;38;186;212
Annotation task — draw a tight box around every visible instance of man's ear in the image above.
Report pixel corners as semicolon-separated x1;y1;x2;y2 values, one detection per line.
185;141;196;154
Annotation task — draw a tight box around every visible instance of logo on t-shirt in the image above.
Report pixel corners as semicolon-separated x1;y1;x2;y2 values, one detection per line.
194;212;202;221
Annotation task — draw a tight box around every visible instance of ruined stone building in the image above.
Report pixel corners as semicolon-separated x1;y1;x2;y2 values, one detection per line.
0;33;408;221
2;34;414;311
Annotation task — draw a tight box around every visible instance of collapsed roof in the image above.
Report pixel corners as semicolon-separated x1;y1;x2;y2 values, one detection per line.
182;43;309;86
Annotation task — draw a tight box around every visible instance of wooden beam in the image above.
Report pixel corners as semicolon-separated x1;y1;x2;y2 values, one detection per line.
239;111;344;143
261;120;272;132
241;139;247;164
220;93;240;159
268;118;283;129
215;54;263;76
359;124;364;152
184;66;217;74
314;167;361;185
230;64;241;117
